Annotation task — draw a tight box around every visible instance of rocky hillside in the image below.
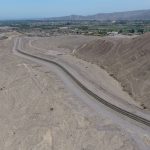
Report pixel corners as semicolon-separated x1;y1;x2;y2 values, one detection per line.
75;33;150;109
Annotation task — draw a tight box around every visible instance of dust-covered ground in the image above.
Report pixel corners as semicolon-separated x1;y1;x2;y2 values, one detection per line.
0;33;150;150
28;35;143;109
74;33;150;110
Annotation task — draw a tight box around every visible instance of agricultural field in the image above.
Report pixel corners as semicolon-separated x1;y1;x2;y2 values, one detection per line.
0;20;150;36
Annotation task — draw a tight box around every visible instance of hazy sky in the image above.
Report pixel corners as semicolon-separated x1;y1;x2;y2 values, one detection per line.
0;0;150;19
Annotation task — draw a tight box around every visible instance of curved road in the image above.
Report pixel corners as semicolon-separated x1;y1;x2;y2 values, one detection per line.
14;37;150;127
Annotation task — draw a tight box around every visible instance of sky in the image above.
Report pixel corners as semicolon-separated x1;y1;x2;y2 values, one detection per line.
0;0;150;20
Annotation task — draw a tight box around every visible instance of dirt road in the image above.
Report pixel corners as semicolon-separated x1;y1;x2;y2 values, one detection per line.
15;37;150;126
13;36;150;149
0;33;149;149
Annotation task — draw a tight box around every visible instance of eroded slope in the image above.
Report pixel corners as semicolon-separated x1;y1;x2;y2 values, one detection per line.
75;33;150;109
0;33;144;149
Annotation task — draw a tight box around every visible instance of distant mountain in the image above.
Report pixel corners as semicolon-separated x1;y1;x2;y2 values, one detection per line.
49;9;150;21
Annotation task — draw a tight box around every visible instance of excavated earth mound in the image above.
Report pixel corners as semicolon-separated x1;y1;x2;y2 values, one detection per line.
75;33;150;110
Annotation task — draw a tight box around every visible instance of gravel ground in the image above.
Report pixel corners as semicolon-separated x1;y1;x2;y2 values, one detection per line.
0;33;149;149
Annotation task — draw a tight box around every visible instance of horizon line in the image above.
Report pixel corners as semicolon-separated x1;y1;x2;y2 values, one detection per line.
0;8;150;21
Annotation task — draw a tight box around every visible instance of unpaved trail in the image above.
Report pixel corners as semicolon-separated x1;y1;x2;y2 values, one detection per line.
24;36;150;119
0;33;149;149
13;36;150;149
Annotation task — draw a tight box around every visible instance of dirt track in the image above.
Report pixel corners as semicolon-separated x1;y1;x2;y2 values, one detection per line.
0;33;150;149
15;37;150;126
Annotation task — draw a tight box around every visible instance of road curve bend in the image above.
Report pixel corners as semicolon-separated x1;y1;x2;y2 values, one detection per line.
14;38;150;127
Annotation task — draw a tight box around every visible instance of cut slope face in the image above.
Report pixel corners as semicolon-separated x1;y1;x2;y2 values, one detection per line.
75;33;150;110
0;33;142;150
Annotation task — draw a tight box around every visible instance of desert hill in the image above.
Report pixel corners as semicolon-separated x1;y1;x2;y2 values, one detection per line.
75;33;150;109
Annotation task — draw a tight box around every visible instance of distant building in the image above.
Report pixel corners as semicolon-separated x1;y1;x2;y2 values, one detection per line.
112;21;116;23
59;27;69;30
107;31;118;36
0;26;15;33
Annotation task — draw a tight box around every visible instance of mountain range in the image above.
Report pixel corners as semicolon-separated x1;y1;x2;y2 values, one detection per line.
49;9;150;21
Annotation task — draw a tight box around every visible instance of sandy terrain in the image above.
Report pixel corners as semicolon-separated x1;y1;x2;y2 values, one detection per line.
73;33;150;110
22;34;150;118
17;35;150;148
0;33;150;149
31;35;99;52
28;35;146;110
